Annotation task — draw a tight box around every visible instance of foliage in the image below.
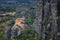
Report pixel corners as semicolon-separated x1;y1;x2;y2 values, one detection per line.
6;20;15;26
0;30;11;40
0;12;16;30
0;6;16;12
46;33;55;40
57;16;60;32
17;29;39;40
0;17;14;39
16;7;37;40
26;14;32;25
0;6;37;40
25;7;36;25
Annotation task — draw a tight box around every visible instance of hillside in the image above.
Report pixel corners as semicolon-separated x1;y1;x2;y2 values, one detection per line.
0;0;60;40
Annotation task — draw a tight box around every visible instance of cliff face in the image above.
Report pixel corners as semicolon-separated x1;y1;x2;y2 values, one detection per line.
32;0;58;40
32;0;42;38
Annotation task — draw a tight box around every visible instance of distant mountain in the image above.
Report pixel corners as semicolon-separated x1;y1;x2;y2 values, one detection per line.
0;0;37;6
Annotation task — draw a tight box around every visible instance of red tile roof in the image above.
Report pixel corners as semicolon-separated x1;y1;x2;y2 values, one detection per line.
15;19;24;23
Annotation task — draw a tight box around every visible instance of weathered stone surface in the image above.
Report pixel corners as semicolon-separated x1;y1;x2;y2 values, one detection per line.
32;0;58;40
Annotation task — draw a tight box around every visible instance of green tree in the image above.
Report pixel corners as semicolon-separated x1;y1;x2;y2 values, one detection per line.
17;29;39;40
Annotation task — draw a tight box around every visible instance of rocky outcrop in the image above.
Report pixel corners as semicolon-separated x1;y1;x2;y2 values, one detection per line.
4;26;11;38
11;25;22;39
32;0;58;40
32;0;43;39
